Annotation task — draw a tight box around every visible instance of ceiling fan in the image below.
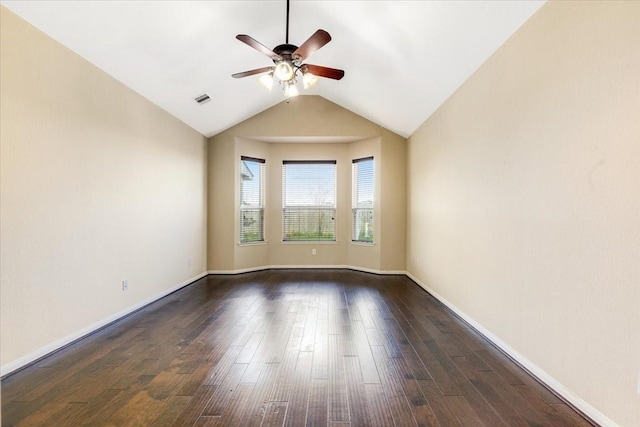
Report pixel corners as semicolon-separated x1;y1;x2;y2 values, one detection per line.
232;0;345;98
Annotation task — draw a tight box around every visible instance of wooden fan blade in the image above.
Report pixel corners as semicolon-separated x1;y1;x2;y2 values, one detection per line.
232;66;274;78
236;35;282;61
304;64;345;80
293;30;331;62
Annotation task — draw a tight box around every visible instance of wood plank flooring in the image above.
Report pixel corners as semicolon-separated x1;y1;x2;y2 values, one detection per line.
1;270;594;426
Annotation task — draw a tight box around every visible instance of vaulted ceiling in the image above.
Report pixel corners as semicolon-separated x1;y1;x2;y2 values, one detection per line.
2;1;545;138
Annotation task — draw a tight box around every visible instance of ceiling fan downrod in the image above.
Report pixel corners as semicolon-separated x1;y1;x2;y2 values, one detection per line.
285;0;290;44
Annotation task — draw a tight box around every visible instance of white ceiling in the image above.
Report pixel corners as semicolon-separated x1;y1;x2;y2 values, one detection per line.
2;1;545;138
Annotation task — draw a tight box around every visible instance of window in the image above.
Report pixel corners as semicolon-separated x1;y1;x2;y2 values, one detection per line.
282;161;336;241
240;156;265;243
352;157;374;243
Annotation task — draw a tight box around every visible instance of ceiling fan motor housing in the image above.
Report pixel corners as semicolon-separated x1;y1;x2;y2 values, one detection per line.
274;44;300;63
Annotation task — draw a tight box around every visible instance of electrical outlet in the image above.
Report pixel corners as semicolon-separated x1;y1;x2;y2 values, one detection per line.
188;257;192;267
122;280;128;291
312;248;317;255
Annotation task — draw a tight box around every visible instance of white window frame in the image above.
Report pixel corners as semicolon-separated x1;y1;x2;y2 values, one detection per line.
240;156;265;244
352;156;374;244
282;160;337;242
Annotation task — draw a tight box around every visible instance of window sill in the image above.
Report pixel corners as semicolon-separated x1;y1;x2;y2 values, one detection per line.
351;241;374;247
238;241;268;247
281;240;338;245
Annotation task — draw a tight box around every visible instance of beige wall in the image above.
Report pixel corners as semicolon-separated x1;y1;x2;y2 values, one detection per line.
407;1;640;425
207;133;235;269
380;129;407;271
208;96;406;273
0;8;208;373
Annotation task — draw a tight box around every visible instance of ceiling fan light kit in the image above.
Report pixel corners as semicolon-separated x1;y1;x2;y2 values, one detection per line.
274;61;294;81
232;0;344;98
284;81;300;98
258;73;275;90
303;68;318;90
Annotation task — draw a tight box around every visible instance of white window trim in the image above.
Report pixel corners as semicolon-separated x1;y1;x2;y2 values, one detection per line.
240;156;265;244
352;156;374;244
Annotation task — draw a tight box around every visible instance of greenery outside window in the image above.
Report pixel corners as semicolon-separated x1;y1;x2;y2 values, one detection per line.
240;156;265;243
352;157;374;243
282;160;336;241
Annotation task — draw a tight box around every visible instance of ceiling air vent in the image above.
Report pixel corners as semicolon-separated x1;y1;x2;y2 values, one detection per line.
194;94;211;104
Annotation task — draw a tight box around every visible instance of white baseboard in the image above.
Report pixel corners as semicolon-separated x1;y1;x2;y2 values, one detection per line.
0;271;209;378
208;265;407;276
207;266;271;275
405;272;617;427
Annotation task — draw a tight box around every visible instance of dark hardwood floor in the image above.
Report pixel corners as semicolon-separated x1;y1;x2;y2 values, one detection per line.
2;269;593;426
